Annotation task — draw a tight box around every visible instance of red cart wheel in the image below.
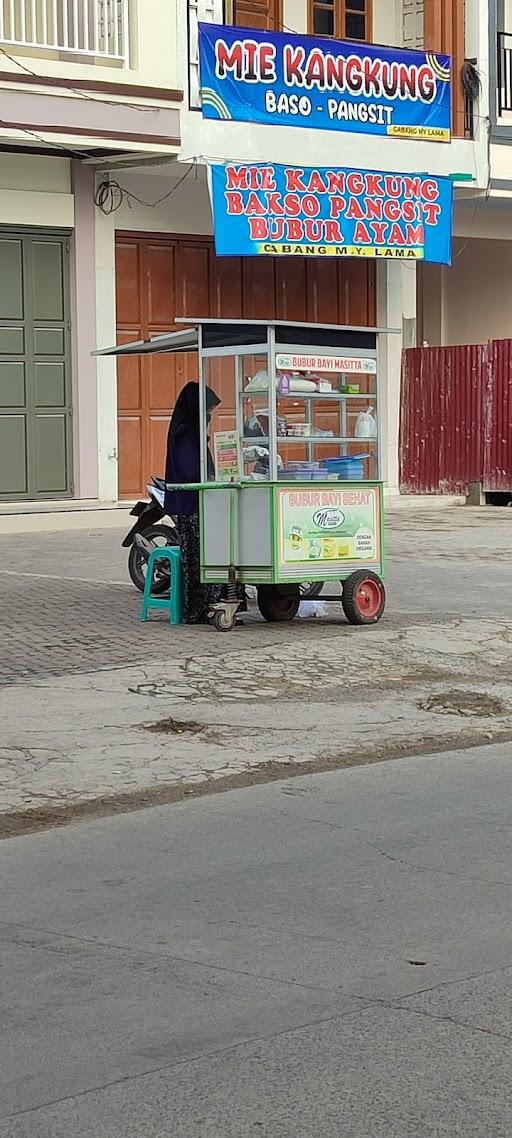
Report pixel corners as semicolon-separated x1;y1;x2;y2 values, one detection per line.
342;570;386;626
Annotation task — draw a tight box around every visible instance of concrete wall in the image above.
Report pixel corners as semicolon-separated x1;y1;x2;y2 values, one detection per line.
419;264;443;345
419;191;512;348
499;0;512;29
179;101;486;188
445;237;512;345
0;154;74;227
283;0;307;34
0;0;179;91
491;143;512;184
421;236;512;347
99;166;212;234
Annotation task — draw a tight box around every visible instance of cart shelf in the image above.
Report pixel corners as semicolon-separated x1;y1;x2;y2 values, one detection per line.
241;391;374;401
242;437;376;445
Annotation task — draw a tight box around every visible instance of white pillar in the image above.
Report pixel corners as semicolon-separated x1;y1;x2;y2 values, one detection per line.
95;201;119;502
377;260;416;495
70;162;98;499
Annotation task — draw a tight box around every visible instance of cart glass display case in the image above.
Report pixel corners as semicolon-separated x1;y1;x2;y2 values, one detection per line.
207;344;379;486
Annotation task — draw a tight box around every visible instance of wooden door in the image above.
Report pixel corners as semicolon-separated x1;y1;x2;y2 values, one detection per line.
116;238;211;499
424;0;465;136
116;233;376;498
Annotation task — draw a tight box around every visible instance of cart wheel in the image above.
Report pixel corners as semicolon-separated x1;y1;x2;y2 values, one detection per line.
257;585;300;623
211;609;237;632
342;571;386;626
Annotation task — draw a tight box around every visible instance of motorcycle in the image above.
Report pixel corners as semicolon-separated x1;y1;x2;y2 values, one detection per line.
123;477;178;595
123;475;323;600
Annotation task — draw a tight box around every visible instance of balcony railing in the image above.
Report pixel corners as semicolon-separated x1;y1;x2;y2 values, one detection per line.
0;0;129;63
498;30;512;117
189;0;223;108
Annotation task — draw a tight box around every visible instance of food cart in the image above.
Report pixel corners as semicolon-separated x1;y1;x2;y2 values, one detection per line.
99;317;390;632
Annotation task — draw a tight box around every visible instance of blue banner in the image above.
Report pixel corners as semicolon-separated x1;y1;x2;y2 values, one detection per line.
199;24;451;141
209;163;453;265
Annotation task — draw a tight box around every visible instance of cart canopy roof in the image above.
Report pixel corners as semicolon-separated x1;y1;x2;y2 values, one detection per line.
94;317;400;359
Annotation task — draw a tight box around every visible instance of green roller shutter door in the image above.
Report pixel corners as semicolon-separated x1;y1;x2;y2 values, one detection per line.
0;232;72;500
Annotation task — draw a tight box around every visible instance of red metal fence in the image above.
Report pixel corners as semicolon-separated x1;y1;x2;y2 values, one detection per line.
400;340;512;494
484;339;512;492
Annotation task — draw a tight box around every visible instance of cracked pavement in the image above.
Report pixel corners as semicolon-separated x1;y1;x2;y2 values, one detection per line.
2;506;512;821
3;623;512;818
1;744;512;1136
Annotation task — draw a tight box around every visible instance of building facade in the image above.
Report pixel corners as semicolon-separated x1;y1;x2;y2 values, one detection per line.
420;0;512;353
0;0;490;504
0;0;181;502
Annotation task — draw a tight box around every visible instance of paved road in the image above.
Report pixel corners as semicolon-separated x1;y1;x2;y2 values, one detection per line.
1;743;512;1137
1;507;512;683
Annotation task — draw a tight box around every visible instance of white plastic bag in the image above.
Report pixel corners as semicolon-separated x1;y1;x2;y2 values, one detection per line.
245;370;269;392
298;600;330;620
355;406;377;439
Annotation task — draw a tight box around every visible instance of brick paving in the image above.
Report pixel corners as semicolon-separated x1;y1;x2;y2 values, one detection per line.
0;558;346;684
0;568;392;685
0;527;365;685
0;575;170;683
0;529;233;682
2;507;511;685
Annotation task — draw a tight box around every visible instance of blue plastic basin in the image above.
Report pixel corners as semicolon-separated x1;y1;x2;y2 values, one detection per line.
322;455;369;480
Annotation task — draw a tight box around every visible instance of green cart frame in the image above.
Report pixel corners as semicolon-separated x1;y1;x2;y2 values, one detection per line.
97;317;395;632
198;478;385;629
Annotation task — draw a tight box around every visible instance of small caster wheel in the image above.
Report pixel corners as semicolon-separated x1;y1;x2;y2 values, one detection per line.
342;570;386;625
211;608;237;632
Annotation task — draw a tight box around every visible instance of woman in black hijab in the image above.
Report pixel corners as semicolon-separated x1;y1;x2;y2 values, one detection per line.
165;381;222;624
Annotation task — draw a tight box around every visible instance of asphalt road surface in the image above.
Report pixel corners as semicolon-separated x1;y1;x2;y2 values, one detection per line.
2;742;512;1137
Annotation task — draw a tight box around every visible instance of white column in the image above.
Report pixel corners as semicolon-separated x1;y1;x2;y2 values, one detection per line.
377;260;416;495
95;199;119;502
70;161;98;500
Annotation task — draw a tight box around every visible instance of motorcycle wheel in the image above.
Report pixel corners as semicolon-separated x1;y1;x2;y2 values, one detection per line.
299;582;324;600
257;585;300;623
128;524;178;593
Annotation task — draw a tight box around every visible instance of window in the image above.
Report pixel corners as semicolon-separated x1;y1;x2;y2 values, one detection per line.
232;0;283;31
310;0;371;41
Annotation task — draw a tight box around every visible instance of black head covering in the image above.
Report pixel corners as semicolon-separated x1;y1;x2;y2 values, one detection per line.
164;382;221;515
168;381;220;444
